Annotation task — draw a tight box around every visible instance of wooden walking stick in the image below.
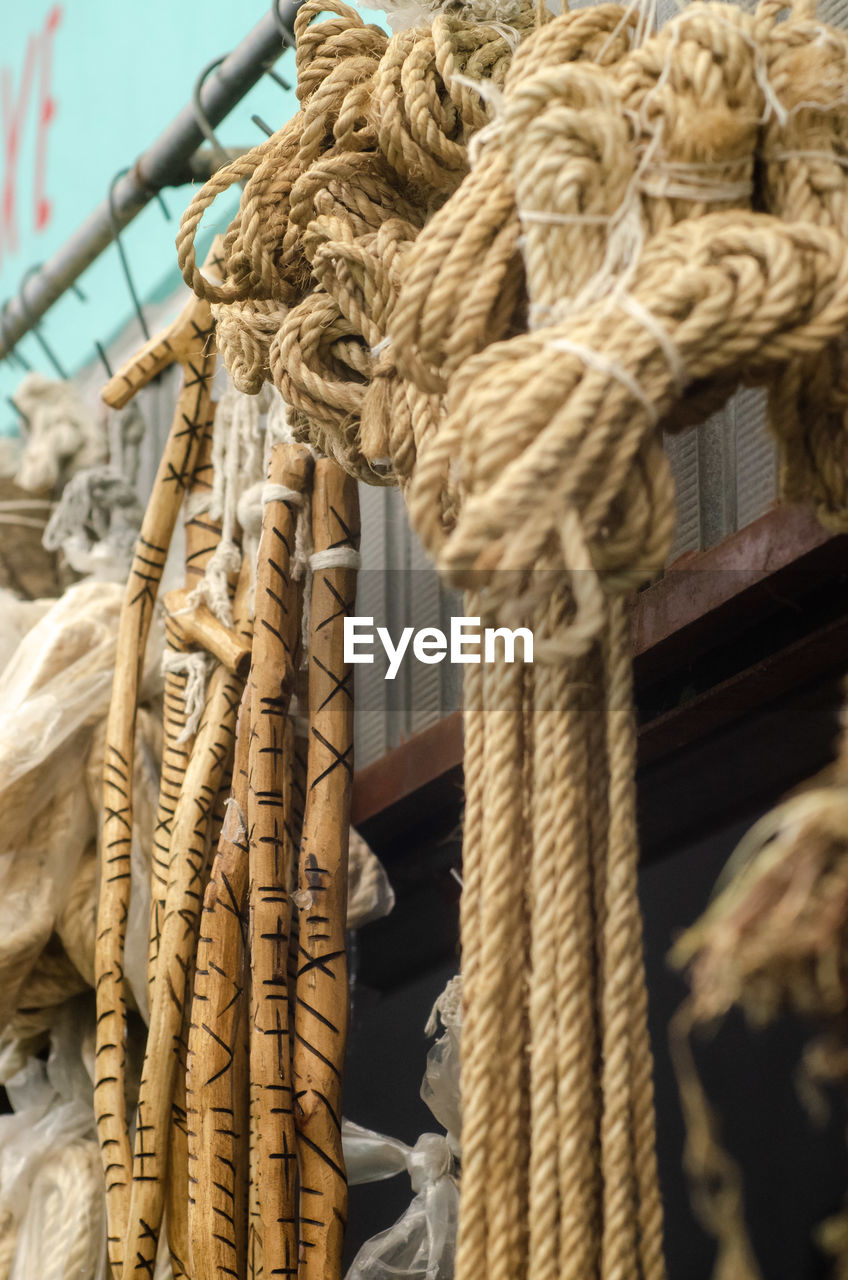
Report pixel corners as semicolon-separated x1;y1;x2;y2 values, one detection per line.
149;422;218;998
293;459;360;1280
152;580;251;1001
287;711;309;1016
248;443;314;1280
95;294;216;1280
187;685;252;1280
158;425;246;1280
122;562;253;1280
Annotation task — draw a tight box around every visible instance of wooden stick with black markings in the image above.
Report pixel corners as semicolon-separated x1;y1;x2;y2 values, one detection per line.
186;685;252;1280
293;459;360;1280
121;563;252;1280
248;444;314;1280
95;298;216;1280
149;419;218;1001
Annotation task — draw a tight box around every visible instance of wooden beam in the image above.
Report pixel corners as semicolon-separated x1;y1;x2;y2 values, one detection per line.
352;504;848;830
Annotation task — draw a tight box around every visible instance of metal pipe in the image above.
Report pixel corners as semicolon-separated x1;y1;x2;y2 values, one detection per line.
0;0;299;362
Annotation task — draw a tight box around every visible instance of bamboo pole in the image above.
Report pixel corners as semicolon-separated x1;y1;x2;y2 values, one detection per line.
248;444;314;1280
121;563;252;1280
293;459;360;1280
187;685;252;1280
95;298;216;1279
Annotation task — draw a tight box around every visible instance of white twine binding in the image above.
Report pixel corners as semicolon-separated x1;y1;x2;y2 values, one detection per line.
765;148;848;168
0;499;51;530
300;548;361;658
161;648;214;743
263;483;303;507
616;294;687;397
184;382;293;625
309;548;362;572
547;336;659;425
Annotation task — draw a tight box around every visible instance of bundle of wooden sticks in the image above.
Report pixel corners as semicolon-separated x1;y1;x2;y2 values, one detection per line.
93;264;361;1280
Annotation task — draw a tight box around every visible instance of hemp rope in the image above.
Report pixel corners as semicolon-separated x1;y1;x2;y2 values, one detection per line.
168;4;848;1280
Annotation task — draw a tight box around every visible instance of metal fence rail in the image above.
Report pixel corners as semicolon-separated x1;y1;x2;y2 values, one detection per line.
0;1;301;362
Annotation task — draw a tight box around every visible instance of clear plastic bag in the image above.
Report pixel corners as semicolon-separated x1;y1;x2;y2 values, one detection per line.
347;830;396;930
0;582;163;1034
346;1172;458;1280
8;1138;106;1280
420;978;462;1159
344;1124;458;1280
0;1002;107;1280
343;974;462;1280
0;581;125;797
0;591;51;679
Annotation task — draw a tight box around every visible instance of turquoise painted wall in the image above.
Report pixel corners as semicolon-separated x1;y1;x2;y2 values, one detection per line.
0;0;303;431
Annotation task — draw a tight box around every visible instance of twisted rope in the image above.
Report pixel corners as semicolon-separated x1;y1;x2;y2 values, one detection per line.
170;3;848;1278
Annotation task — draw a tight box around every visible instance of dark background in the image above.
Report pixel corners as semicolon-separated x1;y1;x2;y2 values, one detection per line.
348;660;848;1278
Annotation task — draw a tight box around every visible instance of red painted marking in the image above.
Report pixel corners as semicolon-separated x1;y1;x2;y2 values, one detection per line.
0;33;37;265
33;7;62;233
0;7;63;261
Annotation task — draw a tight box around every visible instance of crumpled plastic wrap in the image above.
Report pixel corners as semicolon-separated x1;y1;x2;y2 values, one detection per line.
0;592;51;678
0;581;163;1052
343;974;462;1280
0;1002;107;1280
0;580;125;798
347;829;396;930
344;1123;458;1280
421;977;461;1159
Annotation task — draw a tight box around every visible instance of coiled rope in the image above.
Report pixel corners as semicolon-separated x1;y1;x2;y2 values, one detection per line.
174;2;848;1278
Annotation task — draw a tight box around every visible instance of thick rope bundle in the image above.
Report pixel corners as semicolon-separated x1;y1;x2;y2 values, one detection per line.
12;373;107;494
174;2;848;1279
178;0;539;485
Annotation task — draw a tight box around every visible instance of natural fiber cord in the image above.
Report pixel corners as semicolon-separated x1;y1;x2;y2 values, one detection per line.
170;1;848;1277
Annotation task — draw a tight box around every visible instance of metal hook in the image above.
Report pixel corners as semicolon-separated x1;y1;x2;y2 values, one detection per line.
271;0;297;46
266;66;292;93
94;340;113;380
252;114;274;137
6;396;31;433
192;56;235;174
0;302;32;372
108;170;150;341
19;266;69;379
